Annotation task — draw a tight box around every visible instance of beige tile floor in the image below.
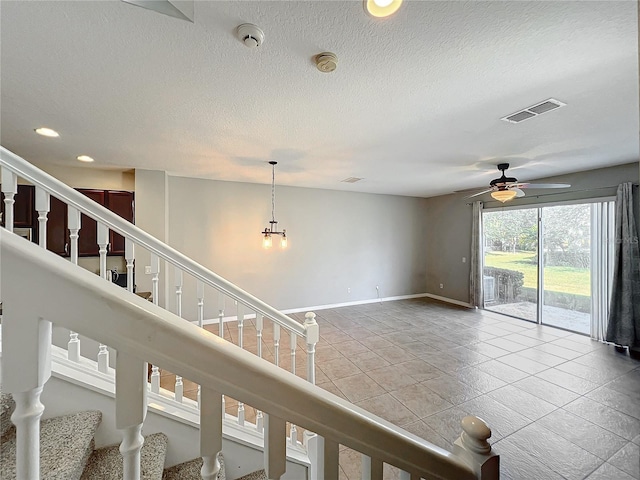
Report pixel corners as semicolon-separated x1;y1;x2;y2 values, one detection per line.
160;298;640;480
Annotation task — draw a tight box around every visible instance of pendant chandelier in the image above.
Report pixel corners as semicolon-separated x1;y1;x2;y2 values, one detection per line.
261;161;287;249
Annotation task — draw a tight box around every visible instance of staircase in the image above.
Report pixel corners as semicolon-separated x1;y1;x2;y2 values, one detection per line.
0;146;499;479
0;392;269;479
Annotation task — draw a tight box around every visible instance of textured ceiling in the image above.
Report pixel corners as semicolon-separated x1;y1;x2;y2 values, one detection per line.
0;1;638;197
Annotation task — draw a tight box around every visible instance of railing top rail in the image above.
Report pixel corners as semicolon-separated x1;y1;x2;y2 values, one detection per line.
0;146;305;336
2;231;476;480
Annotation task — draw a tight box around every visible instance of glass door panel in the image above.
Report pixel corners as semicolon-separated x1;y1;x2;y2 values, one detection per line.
541;205;591;334
483;208;538;322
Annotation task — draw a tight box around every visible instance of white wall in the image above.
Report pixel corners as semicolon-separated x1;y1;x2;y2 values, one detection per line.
141;176;429;319
37;162;135;190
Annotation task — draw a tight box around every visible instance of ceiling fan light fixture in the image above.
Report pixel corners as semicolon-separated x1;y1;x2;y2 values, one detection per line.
491;189;517;203
365;0;403;18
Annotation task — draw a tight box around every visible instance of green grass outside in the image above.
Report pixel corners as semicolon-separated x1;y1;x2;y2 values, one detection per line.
484;251;590;296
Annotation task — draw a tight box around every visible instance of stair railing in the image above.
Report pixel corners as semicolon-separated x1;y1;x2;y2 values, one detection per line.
0;146;319;435
1;230;499;480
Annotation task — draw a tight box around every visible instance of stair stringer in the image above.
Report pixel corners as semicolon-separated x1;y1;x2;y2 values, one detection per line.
34;345;310;480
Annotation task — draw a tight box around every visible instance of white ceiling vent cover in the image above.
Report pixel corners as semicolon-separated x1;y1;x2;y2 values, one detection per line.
341;177;364;183
501;98;566;124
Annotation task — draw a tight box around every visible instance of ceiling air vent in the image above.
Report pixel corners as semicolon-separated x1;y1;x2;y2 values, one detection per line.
341;177;364;183
501;98;566;124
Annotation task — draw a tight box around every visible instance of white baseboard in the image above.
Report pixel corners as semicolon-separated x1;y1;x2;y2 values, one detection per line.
280;293;430;314
198;292;467;325
423;293;473;309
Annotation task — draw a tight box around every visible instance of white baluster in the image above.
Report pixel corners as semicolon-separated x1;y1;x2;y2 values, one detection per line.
96;222;110;373
11;387;45;480
273;323;280;367
304;312;319;385
200;387;223;480
35;187;50;248
97;222;109;278
150;254;160;306
151;366;160;394
361;455;383;480
125;238;134;293
304;432;324;480
236;303;245;426
453;416;499;480
255;312;264;432
97;344;109;374
2;244;52;479
67;206;82;361
264;414;286;480
289;332;298;446
116;352;147;480
1;168;17;232
324;438;339;480
256;314;264;358
197;385;201;409
150;254;160;390
67;331;80;362
174;376;183;403
174;267;183;317
68;206;81;265
290;331;297;374
197;281;205;328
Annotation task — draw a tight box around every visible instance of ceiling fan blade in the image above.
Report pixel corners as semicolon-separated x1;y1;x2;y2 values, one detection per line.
519;183;571;189
513;187;525;198
465;188;494;199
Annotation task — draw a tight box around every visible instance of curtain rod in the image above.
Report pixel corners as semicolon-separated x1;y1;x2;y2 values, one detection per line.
465;183;638;206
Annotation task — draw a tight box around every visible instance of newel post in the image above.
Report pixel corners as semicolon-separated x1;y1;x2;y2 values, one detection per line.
304;312;319;385
453;416;499;479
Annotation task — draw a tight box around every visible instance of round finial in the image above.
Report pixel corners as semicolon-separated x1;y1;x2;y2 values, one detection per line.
460;416;491;454
304;312;316;324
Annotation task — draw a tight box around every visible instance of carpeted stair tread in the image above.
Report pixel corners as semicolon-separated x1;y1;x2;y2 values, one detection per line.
237;469;267;480
1;410;102;480
0;391;15;437
81;432;168;480
163;452;225;480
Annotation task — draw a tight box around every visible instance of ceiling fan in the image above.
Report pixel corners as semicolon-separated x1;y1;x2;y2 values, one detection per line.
466;163;571;203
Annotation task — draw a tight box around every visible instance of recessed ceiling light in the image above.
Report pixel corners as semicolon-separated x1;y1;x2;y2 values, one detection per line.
34;127;60;138
365;0;403;18
77;155;94;163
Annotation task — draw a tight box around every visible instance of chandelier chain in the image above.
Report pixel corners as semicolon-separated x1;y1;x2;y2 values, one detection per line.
271;163;276;223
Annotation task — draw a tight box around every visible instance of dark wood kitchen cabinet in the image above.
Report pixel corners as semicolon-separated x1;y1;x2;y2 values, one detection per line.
1;184;35;228
105;190;135;256
1;184;134;257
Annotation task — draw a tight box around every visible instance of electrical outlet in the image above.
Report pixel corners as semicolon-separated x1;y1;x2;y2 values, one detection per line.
347;287;351;294
439;283;444;289
145;266;151;275
462;257;466;263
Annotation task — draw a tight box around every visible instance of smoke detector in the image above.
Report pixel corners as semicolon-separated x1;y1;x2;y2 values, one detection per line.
236;24;264;48
315;52;338;73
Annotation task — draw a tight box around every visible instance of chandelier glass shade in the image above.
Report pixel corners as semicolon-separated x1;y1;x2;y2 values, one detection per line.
491;189;517;203
262;161;287;249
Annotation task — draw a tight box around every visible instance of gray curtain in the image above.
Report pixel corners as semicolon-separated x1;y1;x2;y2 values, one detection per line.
606;183;640;348
469;201;483;308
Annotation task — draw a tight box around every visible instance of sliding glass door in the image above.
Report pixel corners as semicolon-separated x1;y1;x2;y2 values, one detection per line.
482;200;613;334
483;209;538;322
541;205;591;334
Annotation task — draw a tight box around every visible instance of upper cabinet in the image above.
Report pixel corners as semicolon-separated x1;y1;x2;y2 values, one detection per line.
1;185;134;257
1;184;35;227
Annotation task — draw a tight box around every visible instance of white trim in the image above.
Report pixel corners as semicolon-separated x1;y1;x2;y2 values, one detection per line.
280;293;431;314
423;293;473;309
198;293;432;324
